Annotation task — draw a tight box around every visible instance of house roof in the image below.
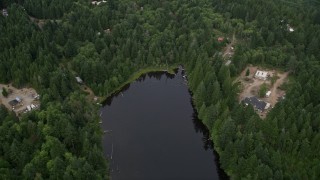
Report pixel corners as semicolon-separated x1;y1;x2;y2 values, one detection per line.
8;99;19;106
243;97;267;111
255;70;268;78
266;91;271;96
2;9;8;16
75;77;83;83
218;37;224;42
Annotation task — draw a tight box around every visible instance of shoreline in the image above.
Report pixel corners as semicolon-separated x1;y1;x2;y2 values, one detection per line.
99;64;179;105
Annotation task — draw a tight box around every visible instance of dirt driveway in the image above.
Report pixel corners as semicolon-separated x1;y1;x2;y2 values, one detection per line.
262;72;288;106
223;33;236;59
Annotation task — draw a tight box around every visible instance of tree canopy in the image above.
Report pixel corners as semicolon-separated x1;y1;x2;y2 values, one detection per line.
0;0;320;179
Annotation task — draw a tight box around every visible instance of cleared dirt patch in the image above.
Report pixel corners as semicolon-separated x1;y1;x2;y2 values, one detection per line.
0;84;40;116
80;84;102;103
236;66;288;118
223;33;236;60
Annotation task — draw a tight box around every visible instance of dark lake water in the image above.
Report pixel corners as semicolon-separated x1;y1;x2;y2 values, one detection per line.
101;68;228;180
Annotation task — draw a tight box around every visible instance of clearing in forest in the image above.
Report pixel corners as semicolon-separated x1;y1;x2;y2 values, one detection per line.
237;66;288;118
0;84;40;116
223;33;236;60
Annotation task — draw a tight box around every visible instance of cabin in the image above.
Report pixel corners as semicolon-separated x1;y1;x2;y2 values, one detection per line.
217;37;224;42
91;0;107;5
75;77;83;84
15;97;22;103
287;24;294;32
255;70;268;80
2;9;8;17
8;99;19;107
104;28;111;33
243;97;270;112
266;91;271;97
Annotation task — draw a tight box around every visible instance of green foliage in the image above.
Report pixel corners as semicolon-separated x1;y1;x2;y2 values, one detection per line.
259;83;268;97
0;0;319;179
2;87;8;97
245;69;250;76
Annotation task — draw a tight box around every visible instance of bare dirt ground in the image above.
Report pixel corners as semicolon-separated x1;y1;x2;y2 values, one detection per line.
223;33;236;59
80;84;101;103
0;84;40;115
236;66;288;118
261;72;288;106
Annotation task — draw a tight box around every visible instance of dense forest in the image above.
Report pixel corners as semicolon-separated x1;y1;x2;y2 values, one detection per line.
0;0;320;179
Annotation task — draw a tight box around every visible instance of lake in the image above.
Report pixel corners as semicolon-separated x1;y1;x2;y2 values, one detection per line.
101;67;228;180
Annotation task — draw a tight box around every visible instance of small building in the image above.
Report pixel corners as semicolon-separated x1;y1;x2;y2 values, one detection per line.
8;99;19;107
266;91;271;97
243;97;270;112
225;60;232;66
255;70;268;80
27;105;31;111
75;77;83;84
91;0;106;5
15;97;22;102
2;9;8;17
287;24;294;32
265;102;271;109
288;27;294;32
34;94;40;99
104;28;111;33
217;37;224;42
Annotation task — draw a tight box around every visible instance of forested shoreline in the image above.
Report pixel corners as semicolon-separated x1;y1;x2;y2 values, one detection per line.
0;0;320;179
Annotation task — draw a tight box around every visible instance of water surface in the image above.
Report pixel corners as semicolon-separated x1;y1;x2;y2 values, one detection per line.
101;68;228;180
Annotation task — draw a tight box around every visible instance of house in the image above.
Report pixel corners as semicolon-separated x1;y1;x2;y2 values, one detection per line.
218;37;224;42
104;28;111;33
243;97;270;112
15;97;22;102
2;9;8;17
266;91;271;97
287;24;294;32
75;77;83;84
255;70;268;80
91;0;106;5
8;99;19;107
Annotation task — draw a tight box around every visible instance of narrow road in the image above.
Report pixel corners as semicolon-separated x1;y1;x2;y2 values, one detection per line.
269;72;288;106
223;33;236;58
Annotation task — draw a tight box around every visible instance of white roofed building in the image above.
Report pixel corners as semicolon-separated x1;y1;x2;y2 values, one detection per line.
75;77;83;84
266;91;271;97
255;70;268;80
2;9;8;17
